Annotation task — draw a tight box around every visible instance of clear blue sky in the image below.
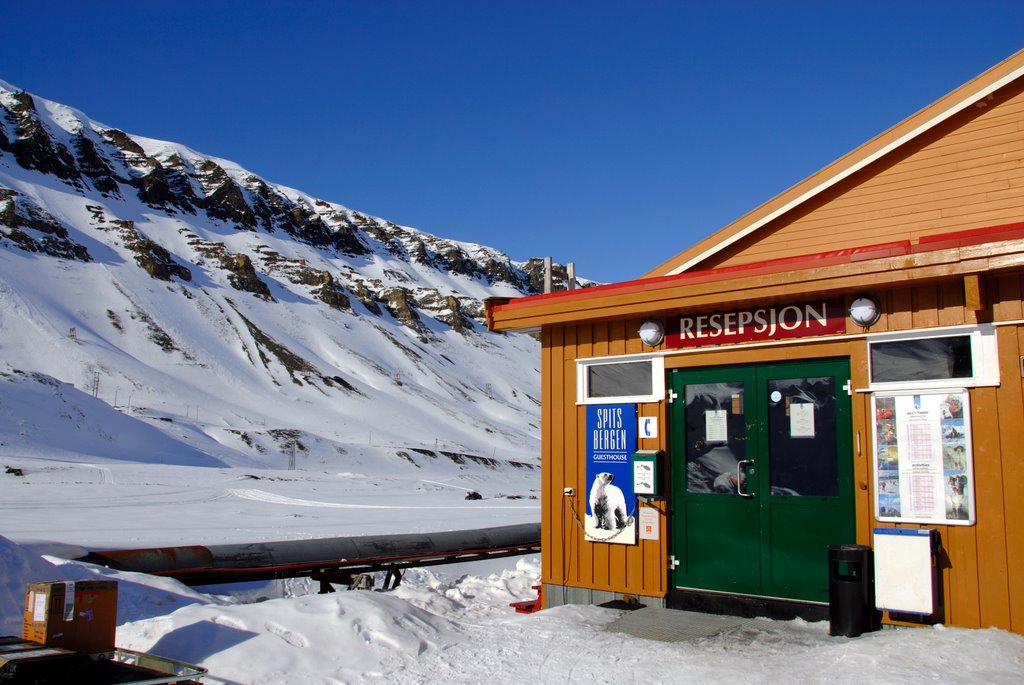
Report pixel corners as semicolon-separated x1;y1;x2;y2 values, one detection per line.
3;1;1023;283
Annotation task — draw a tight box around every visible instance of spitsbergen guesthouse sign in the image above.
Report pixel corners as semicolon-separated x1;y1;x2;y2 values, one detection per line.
584;404;637;545
666;299;846;348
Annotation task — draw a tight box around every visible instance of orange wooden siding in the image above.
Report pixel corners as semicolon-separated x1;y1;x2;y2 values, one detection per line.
540;279;1024;632
845;277;1023;631
541;318;668;597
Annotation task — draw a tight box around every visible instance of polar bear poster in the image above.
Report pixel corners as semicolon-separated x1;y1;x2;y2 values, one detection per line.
584;403;638;544
589;472;631;529
585;471;636;542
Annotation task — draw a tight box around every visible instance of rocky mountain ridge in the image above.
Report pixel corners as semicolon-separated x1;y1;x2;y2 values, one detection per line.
0;82;579;335
0;79;579;469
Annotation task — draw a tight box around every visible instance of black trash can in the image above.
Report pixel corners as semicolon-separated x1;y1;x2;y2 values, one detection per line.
828;544;881;637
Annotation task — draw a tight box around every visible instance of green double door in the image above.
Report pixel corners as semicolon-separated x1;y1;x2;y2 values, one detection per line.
669;359;855;603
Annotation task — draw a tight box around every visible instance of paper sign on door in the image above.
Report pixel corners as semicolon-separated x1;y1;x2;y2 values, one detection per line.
790;402;816;438
706;409;728;443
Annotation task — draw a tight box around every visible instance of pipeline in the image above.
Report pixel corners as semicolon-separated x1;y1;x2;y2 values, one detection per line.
77;523;541;589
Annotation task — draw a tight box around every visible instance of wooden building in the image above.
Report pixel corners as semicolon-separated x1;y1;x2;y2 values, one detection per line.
486;49;1024;633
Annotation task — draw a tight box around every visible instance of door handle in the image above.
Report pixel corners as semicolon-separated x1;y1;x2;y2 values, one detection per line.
736;459;754;498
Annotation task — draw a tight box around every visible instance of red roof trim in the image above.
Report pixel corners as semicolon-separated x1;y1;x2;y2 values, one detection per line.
495;222;1024;312
911;221;1024;252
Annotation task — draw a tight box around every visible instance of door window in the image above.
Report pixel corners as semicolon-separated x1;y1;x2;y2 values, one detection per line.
766;376;838;497
684;382;746;494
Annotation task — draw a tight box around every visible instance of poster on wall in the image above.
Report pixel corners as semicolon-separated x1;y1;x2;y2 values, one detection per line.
872;390;975;525
585;403;638;544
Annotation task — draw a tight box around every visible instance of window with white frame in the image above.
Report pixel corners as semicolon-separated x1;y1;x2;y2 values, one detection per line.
577;354;665;404
867;325;1000;390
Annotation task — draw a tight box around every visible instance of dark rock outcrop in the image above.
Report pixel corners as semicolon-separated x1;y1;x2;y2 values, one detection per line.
72;134;123;197
0;92;84;187
0;186;91;261
223;253;273;300
197;161;257;228
382;287;425;335
111;219;192;282
314;271;351;311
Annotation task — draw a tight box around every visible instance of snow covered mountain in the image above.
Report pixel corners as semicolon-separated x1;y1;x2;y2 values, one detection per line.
0;79;574;472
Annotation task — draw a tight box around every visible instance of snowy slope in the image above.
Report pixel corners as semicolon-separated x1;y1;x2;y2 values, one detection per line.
0;78;574;471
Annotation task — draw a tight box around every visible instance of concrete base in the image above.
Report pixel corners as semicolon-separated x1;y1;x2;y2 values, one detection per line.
667;588;828;622
542;583;664;610
543;583;828;623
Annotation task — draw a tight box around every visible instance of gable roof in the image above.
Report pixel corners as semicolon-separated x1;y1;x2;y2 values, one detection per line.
644;48;1024;278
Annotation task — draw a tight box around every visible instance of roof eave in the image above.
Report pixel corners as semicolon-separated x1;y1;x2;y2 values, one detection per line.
488;228;1024;332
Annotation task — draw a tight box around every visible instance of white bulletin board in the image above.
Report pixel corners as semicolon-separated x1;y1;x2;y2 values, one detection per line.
872;390;975;525
874;528;935;615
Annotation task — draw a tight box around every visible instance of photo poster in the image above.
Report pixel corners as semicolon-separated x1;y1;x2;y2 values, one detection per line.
872;390;975;525
585;403;638;544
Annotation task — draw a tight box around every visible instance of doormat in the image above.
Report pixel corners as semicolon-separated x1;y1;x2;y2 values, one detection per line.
605;606;759;642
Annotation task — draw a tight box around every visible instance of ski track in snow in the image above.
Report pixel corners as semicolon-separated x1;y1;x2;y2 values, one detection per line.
419;479;476;492
81;463;115;484
227;488;534;510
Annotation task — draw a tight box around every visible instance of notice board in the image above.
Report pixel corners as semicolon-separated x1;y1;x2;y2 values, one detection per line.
872;390;975;525
874;528;936;615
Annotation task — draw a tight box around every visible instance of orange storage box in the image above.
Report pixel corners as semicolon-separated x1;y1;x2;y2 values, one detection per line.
22;580;118;657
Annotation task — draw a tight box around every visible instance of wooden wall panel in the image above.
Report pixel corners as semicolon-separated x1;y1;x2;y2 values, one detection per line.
548;327;566;588
911;286;940;329
942;523;981;627
968;386;1009;629
561;356;581;587
638;338;668;596
540;327;557;589
993;274;1024;322
993;277;1024;632
937;280;967;327
562;345;577;591
850;343;873;547
1010;323;1024;633
592;320;610;357
541;326;557;588
608;319;626;356
883;288;915;332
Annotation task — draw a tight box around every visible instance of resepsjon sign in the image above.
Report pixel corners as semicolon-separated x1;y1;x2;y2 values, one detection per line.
666;299;846;348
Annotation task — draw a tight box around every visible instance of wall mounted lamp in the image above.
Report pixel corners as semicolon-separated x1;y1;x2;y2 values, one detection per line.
638;319;665;347
849;296;882;328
